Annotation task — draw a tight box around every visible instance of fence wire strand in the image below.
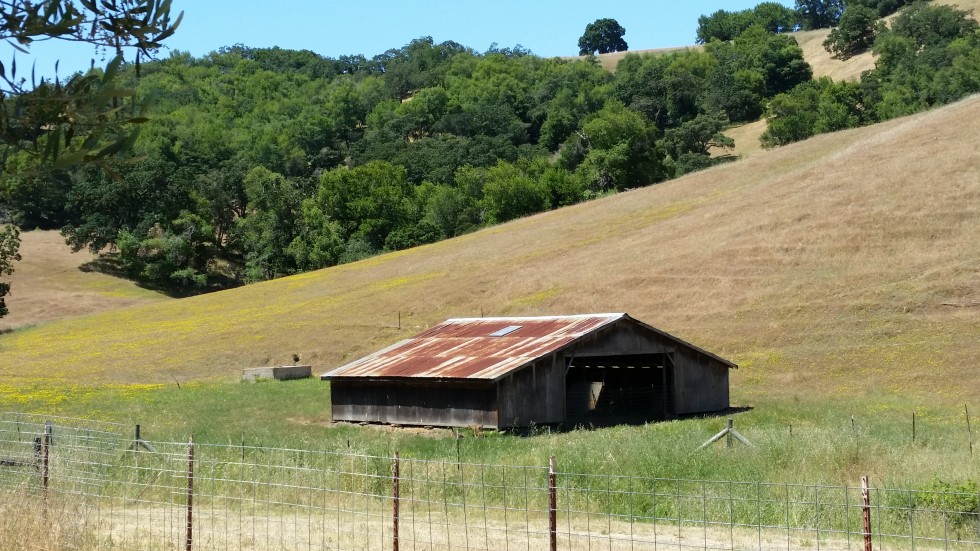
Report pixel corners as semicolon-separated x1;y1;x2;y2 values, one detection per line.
1;413;978;551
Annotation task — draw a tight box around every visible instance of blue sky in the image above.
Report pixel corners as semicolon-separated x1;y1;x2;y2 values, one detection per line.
20;1;794;78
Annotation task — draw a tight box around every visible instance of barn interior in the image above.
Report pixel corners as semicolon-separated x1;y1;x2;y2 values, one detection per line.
564;353;674;425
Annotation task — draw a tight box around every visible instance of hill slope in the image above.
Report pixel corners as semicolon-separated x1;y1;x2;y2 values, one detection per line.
0;231;169;331
1;96;977;403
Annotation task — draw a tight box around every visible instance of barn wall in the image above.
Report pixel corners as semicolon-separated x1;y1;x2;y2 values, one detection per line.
570;320;730;417
672;347;730;414
568;321;675;357
330;380;497;428
497;354;565;428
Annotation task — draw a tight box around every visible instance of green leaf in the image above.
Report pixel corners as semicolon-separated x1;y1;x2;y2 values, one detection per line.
102;55;124;83
53;149;90;169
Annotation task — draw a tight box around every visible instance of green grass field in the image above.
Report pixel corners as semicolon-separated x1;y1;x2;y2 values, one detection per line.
4;378;977;490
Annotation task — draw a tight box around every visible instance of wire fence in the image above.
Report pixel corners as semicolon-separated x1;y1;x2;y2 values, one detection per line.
1;413;978;551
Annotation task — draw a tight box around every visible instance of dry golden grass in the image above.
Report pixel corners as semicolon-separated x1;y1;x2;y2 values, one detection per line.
0;231;169;332
0;495;101;550
1;95;977;404
716;119;768;159
791;28;876;82
940;0;980;18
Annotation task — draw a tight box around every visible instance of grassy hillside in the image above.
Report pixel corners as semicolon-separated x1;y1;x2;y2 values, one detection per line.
0;231;169;332
1;95;977;408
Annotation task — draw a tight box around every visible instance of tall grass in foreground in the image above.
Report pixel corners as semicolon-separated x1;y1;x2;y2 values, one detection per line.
2;379;977;490
0;493;100;551
2;433;977;551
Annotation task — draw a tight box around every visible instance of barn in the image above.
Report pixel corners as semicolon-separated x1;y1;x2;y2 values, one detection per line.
321;313;736;429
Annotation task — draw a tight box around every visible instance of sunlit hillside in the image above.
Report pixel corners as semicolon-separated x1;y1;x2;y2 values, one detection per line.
2;95;977;405
0;231;169;332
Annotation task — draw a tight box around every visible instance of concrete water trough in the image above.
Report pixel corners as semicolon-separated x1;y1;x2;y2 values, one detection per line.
243;365;312;382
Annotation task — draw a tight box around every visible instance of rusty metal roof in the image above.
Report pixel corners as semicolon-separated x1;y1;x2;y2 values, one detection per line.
322;313;735;382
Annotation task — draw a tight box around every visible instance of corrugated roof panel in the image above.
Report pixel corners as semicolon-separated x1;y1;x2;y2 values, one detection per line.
321;313;736;382
323;314;624;381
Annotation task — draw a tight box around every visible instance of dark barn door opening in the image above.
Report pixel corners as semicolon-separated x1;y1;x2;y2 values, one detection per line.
565;353;674;425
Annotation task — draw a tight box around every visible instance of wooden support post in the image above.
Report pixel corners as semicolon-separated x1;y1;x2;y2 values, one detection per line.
861;476;872;551
966;405;974;456
42;421;51;499
697;419;752;450
548;455;557;551
126;423;156;453
186;437;195;551
911;411;916;443
393;451;400;551
398;311;401;330
454;428;461;471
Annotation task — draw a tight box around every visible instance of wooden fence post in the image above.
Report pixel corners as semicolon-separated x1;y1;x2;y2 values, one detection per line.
393;451;400;551
42;421;51;498
549;455;557;551
966;405;973;456
911;411;915;443
186;437;195;551
861;475;872;551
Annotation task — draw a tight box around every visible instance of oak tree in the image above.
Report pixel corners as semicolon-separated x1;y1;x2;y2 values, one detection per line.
578;18;628;56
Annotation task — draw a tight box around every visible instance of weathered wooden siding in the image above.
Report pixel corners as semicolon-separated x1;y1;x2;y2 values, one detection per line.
672;347;729;414
569;320;729;416
496;354;565;428
568;321;676;357
330;380;497;427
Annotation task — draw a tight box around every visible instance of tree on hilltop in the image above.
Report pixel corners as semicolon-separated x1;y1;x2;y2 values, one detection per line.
578;18;628;55
795;0;846;30
824;4;880;59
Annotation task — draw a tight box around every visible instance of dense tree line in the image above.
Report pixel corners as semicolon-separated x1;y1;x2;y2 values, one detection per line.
2;28;810;292
1;0;978;301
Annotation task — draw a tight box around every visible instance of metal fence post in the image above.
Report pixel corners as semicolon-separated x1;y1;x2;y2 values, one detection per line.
393;451;400;551
549;455;557;551
186;437;195;551
861;475;872;551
